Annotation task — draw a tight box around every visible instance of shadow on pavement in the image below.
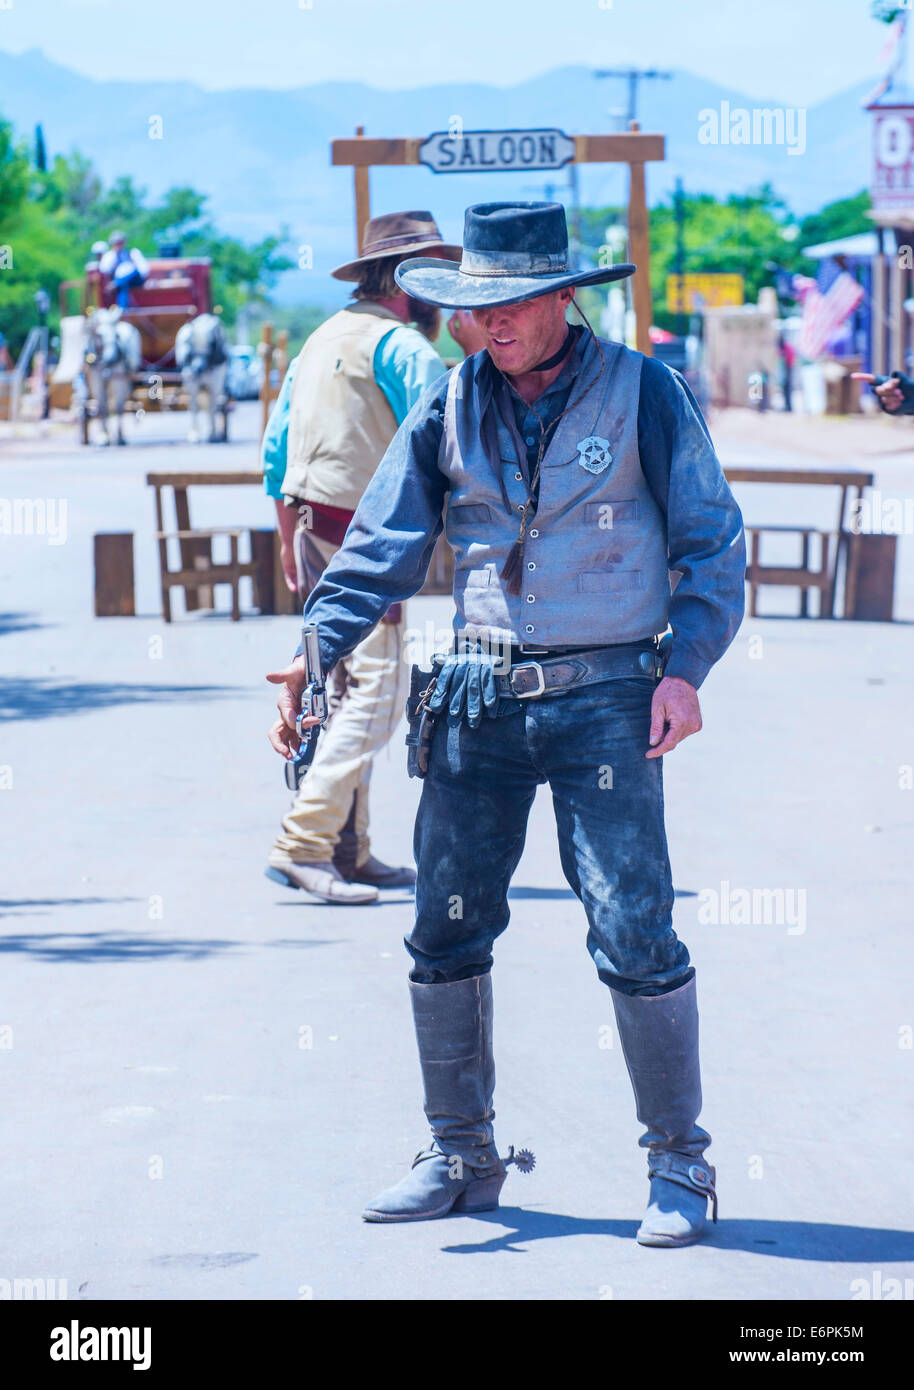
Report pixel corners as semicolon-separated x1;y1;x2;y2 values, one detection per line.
0;612;48;638
0;896;140;915
0;678;240;721
442;1209;914;1261
0;927;239;962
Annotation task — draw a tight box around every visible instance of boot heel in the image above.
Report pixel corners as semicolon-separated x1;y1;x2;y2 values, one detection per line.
454;1173;505;1213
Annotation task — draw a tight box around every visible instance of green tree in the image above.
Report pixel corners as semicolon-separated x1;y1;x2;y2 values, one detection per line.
0;118;30;227
797;191;872;249
34;124;47;173
579;184;807;331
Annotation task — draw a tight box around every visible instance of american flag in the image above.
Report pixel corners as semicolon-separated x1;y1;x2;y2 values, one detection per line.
797;260;865;361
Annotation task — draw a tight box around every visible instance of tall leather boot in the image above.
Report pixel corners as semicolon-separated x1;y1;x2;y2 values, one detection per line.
611;975;719;1247
362;974;532;1222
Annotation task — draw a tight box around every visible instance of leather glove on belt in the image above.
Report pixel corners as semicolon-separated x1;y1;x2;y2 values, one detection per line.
427;650;500;727
496;640;667;701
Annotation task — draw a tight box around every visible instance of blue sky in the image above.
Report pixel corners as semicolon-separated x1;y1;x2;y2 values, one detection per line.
0;0;895;106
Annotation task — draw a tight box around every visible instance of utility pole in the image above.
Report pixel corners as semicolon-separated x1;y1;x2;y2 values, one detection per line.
594;68;672;129
673;176;686;322
567;162;582;270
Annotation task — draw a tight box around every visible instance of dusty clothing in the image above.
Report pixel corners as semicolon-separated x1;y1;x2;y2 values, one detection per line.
441;337;671;648
301;336;745;691
282;303;403;511
272;526;407;866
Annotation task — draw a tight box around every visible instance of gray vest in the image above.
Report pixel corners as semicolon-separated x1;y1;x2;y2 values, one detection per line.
440;334;671;647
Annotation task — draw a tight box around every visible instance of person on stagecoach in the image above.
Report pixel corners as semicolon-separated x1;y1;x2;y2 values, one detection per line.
99;230;149;309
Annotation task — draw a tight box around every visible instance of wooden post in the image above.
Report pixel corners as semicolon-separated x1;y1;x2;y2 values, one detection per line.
276;328;289;383
353;126;371;252
845;533;896;621
890;250;905;375
173;486;213;612
93;533;135;617
260;321;275;436
250;528;276;615
627;121;653;357
872;254;887;376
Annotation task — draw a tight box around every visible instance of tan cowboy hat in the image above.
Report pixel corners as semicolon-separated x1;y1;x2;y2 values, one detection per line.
331;210;461;282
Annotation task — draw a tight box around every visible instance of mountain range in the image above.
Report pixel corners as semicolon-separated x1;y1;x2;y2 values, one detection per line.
0;48;878;305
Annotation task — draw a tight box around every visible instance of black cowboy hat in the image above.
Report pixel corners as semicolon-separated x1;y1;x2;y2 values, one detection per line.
394;202;635;310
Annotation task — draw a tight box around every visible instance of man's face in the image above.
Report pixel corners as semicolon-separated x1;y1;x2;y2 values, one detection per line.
471;288;573;376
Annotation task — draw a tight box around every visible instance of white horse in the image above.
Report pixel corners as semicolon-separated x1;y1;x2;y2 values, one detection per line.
175;313;229;443
84;307;142;446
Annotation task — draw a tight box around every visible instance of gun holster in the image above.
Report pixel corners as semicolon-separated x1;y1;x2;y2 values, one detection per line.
405;657;445;779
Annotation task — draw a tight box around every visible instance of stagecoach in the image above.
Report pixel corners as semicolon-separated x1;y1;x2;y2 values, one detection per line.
56;251;232;444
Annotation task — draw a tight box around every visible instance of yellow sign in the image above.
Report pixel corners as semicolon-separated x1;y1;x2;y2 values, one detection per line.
666;273;745;312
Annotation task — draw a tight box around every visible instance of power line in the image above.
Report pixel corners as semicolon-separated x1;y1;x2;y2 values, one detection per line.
594;68;672;129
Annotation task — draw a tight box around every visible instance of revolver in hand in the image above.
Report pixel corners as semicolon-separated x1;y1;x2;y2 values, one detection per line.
284;623;328;791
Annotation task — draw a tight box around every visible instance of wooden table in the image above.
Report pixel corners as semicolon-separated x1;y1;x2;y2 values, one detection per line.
146;470;296;622
723;466;875;618
149;464;878;626
146;469;457;622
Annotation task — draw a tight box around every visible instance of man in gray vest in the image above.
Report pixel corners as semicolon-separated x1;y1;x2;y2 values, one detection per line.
268;203;746;1247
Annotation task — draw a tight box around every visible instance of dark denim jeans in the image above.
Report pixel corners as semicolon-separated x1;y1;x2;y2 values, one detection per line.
407;670;693;997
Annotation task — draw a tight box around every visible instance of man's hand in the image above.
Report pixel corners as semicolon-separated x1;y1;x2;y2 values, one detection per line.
278;540;298;594
448;310;488;357
645;676;702;758
266;655;320;759
851;371;906;412
274;496;300;593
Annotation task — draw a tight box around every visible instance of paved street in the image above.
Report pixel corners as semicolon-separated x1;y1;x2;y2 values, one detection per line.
1;402;912;1300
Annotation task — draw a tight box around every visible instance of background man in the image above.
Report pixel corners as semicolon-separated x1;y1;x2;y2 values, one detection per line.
98;231;149;309
263;210;481;904
268;202;745;1246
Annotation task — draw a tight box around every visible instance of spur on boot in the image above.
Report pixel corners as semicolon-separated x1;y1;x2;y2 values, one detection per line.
362;1142;533;1223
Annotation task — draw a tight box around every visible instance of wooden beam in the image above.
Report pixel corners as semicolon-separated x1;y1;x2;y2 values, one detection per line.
332;137;423;168
723;467;874;488
574;132;665;163
146;471;263;487
331;132;662;167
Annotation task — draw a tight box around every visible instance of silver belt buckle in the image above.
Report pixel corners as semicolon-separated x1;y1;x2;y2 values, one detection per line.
510;660;546;699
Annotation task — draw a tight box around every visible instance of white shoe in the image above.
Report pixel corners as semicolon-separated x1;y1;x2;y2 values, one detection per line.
265;854;379;904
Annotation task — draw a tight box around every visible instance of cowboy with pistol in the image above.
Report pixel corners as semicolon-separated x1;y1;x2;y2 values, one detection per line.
268;202;746;1246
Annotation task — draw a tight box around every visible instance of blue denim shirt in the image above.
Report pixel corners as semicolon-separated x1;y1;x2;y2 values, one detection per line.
301;337;746;690
262;327;447;500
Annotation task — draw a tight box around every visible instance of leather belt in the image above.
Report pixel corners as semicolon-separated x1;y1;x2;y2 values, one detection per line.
496;642;666;701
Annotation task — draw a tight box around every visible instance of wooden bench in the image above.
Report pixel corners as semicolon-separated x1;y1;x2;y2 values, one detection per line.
146;470;295;622
723;467;874;618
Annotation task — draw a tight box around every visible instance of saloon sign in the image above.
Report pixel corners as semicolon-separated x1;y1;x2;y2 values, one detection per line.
871;108;914;209
418;128;576;174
